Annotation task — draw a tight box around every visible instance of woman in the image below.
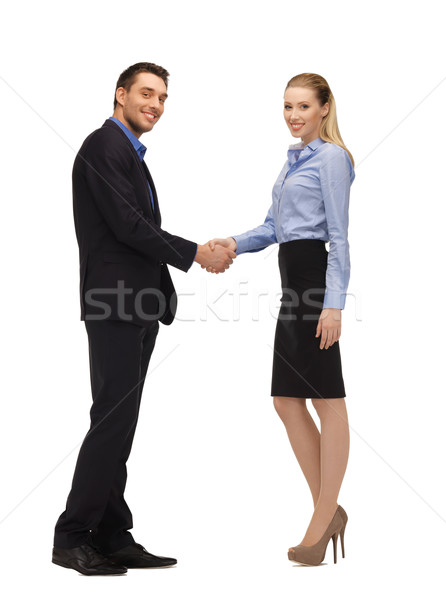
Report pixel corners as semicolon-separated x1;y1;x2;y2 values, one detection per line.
208;73;355;566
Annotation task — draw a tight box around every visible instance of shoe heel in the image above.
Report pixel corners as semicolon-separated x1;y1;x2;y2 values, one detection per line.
331;531;338;564
340;522;346;558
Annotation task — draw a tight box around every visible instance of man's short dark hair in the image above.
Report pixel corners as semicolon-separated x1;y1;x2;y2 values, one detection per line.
113;62;170;109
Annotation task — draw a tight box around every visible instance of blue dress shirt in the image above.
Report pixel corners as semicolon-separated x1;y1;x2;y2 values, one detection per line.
108;117;155;212
233;137;355;310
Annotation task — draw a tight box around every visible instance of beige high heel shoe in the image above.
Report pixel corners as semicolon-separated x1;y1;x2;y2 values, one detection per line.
288;509;343;566
336;505;348;559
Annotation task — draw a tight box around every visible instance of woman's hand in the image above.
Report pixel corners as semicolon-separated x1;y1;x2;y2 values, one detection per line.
203;238;237;273
315;308;341;349
208;237;237;252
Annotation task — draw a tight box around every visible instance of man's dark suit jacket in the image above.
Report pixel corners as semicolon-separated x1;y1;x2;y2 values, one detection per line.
72;119;197;327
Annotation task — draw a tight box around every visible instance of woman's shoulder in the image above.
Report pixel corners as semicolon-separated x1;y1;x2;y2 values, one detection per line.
320;140;347;156
319;141;354;171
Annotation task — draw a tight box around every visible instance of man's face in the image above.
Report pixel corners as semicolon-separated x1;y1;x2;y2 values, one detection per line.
115;72;168;137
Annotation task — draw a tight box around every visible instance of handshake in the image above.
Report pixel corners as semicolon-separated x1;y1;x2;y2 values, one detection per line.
194;237;237;274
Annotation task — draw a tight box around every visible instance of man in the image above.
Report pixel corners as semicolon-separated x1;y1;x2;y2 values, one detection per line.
52;62;235;576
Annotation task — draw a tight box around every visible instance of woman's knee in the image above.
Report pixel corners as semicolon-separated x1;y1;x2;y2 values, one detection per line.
273;396;306;420
311;397;346;420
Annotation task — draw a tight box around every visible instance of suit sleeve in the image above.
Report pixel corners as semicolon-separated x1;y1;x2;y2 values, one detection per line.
77;129;197;272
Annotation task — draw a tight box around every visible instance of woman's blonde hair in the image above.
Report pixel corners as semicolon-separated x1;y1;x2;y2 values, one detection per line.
285;73;354;168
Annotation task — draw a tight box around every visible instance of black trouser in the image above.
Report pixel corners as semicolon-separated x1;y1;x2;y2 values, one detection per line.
53;318;159;552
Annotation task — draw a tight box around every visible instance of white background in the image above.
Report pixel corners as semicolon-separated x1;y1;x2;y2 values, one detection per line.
1;0;445;597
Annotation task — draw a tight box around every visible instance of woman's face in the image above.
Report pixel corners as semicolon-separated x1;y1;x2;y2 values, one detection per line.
283;86;329;145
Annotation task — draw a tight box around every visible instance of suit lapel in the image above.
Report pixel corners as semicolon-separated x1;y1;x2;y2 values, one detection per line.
102;119;160;224
141;160;162;226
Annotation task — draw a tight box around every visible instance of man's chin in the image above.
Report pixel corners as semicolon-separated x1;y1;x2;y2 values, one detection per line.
141;121;156;133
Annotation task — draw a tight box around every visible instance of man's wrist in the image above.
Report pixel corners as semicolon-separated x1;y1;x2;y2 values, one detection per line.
191;243;199;267
194;244;203;263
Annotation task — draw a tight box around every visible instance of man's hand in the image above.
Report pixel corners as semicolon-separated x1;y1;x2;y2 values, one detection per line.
194;243;236;274
204;237;237;273
315;308;342;349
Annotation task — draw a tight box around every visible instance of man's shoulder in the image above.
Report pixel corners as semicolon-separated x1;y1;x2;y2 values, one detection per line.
82;120;126;149
76;120;131;166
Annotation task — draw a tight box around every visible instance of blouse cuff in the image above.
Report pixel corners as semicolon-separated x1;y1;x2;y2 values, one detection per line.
323;290;347;310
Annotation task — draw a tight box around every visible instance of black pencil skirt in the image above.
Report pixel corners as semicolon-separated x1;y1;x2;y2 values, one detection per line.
271;239;346;399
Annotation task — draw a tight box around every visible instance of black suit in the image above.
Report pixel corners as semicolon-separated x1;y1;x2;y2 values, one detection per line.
54;119;197;552
73;118;196;326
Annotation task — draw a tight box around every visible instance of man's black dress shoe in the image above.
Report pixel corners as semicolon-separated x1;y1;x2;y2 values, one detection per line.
104;542;177;568
52;543;127;576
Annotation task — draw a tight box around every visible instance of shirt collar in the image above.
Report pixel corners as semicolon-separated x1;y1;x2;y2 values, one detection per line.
288;136;325;152
108;116;147;161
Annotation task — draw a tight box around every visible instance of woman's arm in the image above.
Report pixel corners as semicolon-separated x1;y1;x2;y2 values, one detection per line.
209;203;277;256
319;147;355;310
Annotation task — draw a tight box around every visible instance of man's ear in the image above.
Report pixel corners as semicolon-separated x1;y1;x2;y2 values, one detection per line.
115;87;126;108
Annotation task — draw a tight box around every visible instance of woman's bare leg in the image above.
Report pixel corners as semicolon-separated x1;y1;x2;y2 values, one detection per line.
300;398;349;545
273;396;322;505
274;396;350;547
